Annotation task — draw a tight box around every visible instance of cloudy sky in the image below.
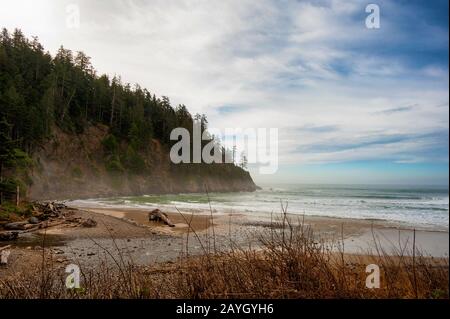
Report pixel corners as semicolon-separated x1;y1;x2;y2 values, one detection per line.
1;0;449;185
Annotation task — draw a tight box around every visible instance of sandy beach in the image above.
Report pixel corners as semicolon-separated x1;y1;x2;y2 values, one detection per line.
88;206;449;255
2;204;447;279
0;203;447;300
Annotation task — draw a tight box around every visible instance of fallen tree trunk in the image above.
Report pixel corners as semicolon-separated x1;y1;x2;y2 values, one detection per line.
3;220;66;235
149;209;175;227
21;220;65;233
20;225;41;233
0;232;18;241
4;221;31;230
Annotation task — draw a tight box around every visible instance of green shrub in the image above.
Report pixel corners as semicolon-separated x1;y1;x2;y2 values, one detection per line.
102;135;119;156
0;202;31;219
124;146;146;174
105;156;125;173
0;209;10;221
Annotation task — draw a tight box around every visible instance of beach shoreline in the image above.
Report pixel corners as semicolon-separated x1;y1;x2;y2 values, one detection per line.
93;205;449;257
1;204;448;278
47;205;450;257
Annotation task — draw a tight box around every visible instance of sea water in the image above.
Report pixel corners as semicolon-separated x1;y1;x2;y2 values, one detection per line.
70;184;449;231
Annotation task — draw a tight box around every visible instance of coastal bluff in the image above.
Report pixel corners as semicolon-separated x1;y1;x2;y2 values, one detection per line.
27;125;257;200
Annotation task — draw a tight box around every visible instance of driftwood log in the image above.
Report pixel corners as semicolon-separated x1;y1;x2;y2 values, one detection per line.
0;201;98;242
0;245;11;251
148;209;175;227
31;201;67;219
81;218;97;228
4;221;35;231
0;232;18;241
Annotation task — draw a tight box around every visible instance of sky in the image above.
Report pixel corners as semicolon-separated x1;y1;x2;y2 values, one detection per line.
1;0;449;185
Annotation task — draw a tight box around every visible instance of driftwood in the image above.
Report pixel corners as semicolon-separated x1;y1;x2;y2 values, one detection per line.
81;218;97;228
28;217;40;224
2;219;66;237
0;201;82;245
36;220;65;230
0;202;95;241
31;201;67;219
4;221;32;230
0;232;18;241
19;226;41;233
0;245;11;251
3;220;71;238
148;209;175;227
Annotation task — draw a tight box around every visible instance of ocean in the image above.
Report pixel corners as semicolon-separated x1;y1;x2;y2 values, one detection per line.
70;184;449;231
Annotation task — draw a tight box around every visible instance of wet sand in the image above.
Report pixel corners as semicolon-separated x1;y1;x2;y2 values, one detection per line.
343;228;449;257
77;206;450;258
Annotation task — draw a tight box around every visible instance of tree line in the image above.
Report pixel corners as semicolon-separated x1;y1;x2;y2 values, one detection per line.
0;28;244;203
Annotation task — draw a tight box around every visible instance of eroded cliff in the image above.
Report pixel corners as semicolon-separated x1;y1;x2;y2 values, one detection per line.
28;125;256;200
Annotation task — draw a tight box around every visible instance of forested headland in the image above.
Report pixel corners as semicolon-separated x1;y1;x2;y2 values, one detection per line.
0;28;255;203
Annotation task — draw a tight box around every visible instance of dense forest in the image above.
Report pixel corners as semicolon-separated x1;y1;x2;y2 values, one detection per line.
0;28;251;203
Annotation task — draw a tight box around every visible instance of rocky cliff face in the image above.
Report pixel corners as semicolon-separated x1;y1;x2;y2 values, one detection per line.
28;125;257;200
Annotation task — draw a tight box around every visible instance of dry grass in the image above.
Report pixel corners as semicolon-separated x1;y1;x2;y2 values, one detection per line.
171;204;449;299
0;205;448;299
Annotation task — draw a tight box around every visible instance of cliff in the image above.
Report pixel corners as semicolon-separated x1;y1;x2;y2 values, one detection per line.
28;125;257;200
